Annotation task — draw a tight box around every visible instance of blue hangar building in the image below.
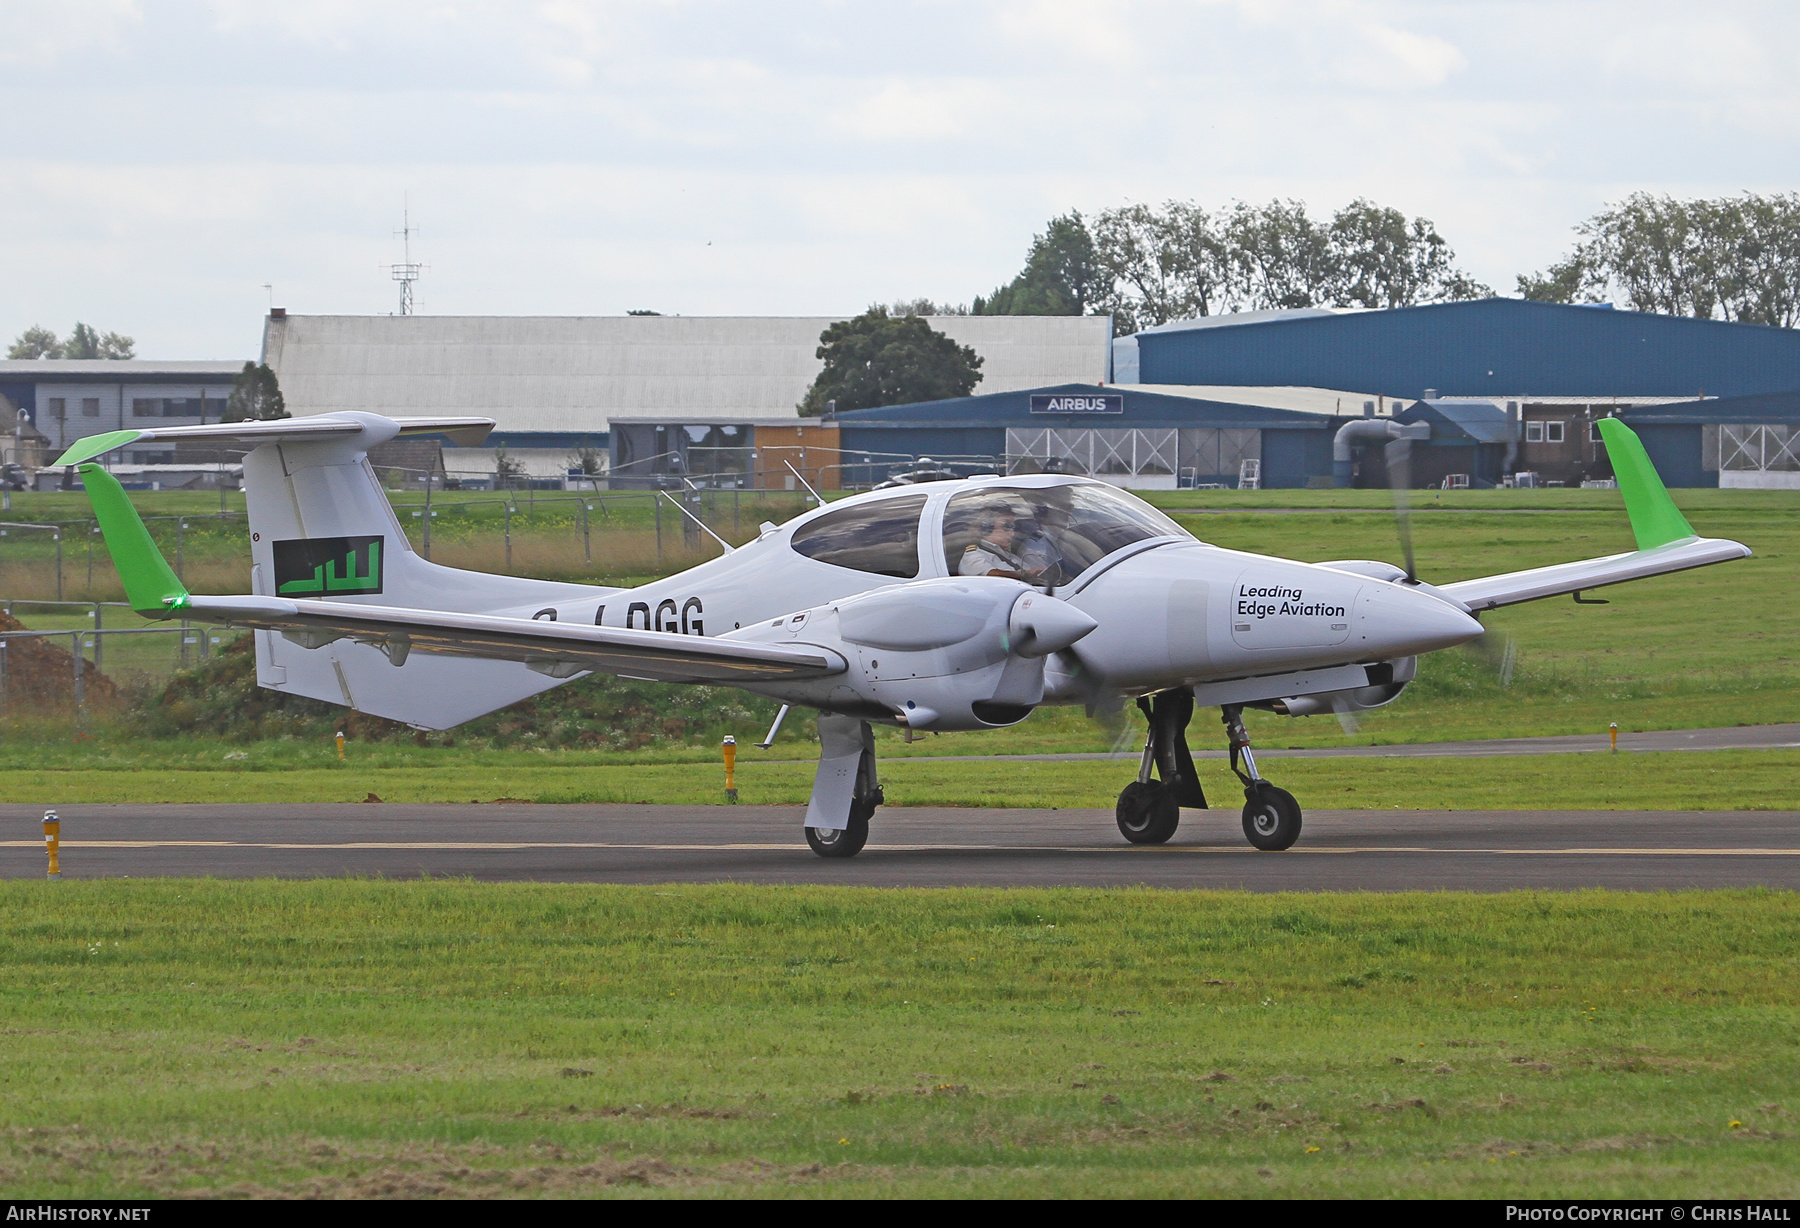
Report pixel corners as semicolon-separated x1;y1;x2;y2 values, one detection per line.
831;385;1334;489
1130;298;1800;401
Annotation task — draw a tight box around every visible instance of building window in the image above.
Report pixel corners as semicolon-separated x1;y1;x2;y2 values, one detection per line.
1589;421;1606;442
46;397;66;419
81;397;100;417
1525;421;1544;443
1546;421;1565;443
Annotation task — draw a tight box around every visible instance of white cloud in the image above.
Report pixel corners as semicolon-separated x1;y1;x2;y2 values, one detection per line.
2;0;1799;356
0;0;139;67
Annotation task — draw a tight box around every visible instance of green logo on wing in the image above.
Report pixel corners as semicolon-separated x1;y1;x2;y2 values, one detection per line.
273;535;384;597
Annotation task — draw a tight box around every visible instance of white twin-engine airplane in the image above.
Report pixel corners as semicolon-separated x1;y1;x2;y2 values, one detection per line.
60;413;1749;858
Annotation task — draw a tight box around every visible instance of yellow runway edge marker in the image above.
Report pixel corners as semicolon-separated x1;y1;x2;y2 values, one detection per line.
43;809;61;880
723;735;738;804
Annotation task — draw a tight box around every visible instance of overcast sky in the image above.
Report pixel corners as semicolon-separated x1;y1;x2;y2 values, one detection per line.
3;0;1797;359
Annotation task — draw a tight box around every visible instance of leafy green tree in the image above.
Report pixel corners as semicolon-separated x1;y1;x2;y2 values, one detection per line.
1526;193;1800;326
799;307;983;416
976;213;1099;317
1328;200;1487;307
1090;201;1233;333
7;322;134;359
1516;254;1599;303
223;362;289;422
493;443;528;488
1228;199;1338;310
8;325;62;359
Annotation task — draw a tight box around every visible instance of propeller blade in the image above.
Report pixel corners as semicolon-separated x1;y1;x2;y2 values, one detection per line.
1329;694;1361;736
1460;625;1517;688
1384;438;1417;582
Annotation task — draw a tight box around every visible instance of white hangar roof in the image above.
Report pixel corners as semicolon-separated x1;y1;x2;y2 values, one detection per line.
262;313;1114;433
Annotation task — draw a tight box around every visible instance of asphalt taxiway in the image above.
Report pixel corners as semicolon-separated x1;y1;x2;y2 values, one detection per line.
4;804;1796;891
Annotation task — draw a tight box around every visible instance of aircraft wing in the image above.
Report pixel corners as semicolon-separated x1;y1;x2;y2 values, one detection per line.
1437;419;1751;611
185;595;846;685
1439;535;1750;611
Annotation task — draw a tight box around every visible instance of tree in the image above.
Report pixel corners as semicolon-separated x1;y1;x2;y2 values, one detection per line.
223;362;289;422
1328;200;1487;307
798;307;983;416
1227;199;1338;310
1516;254;1599;303
59;322;135;359
7;322;134;359
975;213;1099;317
8;325;62;359
1090;201;1233;333
494;443;527;489
1528;193;1800;327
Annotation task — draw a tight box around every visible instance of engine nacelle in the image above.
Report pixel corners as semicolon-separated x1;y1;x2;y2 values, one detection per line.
1262;656;1417;717
724;577;1097;731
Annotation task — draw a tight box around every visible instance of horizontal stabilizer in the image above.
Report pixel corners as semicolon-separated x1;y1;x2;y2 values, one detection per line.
53;414;496;467
181;595;848;686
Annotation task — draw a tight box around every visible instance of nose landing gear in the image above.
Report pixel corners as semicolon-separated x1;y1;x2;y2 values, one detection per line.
1111;696;1304;850
1223;704;1302;851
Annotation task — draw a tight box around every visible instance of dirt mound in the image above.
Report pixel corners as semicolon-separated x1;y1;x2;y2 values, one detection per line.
0;611;122;706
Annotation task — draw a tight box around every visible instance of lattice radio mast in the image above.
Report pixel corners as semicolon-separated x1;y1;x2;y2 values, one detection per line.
389;201;425;315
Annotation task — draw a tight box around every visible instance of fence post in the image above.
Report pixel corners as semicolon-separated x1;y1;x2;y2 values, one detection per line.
581;498;590;564
55;530;63;602
86;521;95;589
0;639;7;705
503;500;512;570
72;630;83;711
423;474;433;562
176;520;185;581
654;493;663;565
92;602;102;672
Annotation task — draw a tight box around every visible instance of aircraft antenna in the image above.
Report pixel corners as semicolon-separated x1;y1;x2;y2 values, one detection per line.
660;488;735;554
783;459;823;503
388;198;426;315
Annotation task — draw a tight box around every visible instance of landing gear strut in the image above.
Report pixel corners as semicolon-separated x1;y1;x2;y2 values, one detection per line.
1115;690;1207;844
1222;704;1302;851
805;714;881;858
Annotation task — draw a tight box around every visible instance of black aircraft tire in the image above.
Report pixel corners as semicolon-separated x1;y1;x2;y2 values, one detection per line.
1241;784;1303;851
806;798;873;858
1116;781;1180;845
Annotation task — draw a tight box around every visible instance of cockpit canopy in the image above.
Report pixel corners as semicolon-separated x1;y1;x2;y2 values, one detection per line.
787;479;1189;584
943;482;1188;585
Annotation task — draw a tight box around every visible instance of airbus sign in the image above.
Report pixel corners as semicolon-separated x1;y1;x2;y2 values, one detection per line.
1030;393;1123;415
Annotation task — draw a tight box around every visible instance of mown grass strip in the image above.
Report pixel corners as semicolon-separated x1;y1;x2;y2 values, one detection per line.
0;882;1796;1198
2;749;1795;810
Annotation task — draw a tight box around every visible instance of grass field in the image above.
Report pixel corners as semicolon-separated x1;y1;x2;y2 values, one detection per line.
1;881;1795;1198
0;748;1795;811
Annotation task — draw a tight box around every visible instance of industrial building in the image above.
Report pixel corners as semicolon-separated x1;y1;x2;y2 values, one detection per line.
1620;392;1800;490
1128;299;1800;401
0;360;243;463
831;384;1334;489
262;311;1113;482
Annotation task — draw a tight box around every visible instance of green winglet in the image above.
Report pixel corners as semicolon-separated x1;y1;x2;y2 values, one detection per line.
1596;417;1697;551
76;463;190;617
54;429;144;468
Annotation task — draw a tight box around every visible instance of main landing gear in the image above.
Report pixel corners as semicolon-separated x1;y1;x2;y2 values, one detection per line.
805;714;882;858
1113;695;1303;851
1222;704;1302;850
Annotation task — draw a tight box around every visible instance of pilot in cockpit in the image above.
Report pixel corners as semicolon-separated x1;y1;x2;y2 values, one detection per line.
958;504;1042;581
